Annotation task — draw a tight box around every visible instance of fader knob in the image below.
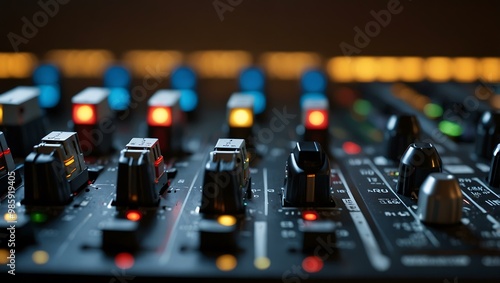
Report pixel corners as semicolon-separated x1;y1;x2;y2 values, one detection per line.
283;141;332;207
396;142;442;197
488;143;500;188
115;138;168;207
475;111;500;159
24;132;88;206
200;139;250;215
384;114;421;161
416;173;463;225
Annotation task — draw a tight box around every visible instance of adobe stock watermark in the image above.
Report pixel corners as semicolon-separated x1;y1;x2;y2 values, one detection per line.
213;0;243;21
339;0;406;56
7;0;71;52
6;171;17;275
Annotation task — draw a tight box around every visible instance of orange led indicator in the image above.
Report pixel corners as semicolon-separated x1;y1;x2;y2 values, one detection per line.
114;252;135;269
302;211;318;221
73;104;96;124
148;106;172;126
305;109;328;130
302;256;324;273
126;210;142;222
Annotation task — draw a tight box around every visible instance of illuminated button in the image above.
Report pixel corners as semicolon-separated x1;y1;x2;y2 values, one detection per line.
179;89;198;112
115;252;135;269
171;66;197;89
147;90;183;154
72;87;111;125
116;138;168;207
302;97;329;130
73;104;96;124
33;64;61;108
302;256;323;273
32;250;49;265
239;66;265;91
148;107;171;126
24;131;89;206
216;254;237;271
342;141;362;155
126;210;142;222
301;69;327;93
0;87;46;157
33;64;59;85
302;211;318;221
227;93;255;140
104;65;131;111
217;215;237;226
72;87;113;155
104;65;130;88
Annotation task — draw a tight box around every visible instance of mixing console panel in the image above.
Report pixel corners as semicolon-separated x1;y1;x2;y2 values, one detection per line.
0;66;499;283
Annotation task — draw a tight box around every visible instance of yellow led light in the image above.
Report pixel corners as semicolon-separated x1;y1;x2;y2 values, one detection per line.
123;50;183;77
32;250;49;265
0;105;3;124
308;110;326;127
425;57;452;82
479;57;500;82
260;52;321;79
4;212;17;222
398;57;425;82
254;257;271;270
189;50;252;78
64;156;75;167
151;108;170;125
353;57;377;82
452;57;479;82
217;215;237;227
229;108;253;128
75;105;95;123
216;254;237;271
326;57;354;82
377;57;399;82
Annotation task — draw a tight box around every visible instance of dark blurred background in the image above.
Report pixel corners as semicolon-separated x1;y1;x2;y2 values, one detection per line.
1;0;499;57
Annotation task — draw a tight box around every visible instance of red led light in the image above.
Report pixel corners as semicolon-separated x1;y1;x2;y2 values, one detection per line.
126;210;142;222
342;141;361;155
114;252;135;269
73;104;97;125
154;155;165;181
302;256;323;273
148;106;172;126
305;109;328;130
302;211;318;221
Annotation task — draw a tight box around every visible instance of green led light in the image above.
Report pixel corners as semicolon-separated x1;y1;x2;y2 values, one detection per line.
438;120;463;137
353;99;372;116
423;103;443;119
31;212;48;223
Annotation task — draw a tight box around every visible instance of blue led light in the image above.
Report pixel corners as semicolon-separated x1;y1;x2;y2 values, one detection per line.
108;87;131;111
241;91;266;115
171;66;197;90
33;64;59;85
239;67;265;91
300;93;328;108
301;69;327;93
38;85;60;108
179;89;199;112
104;65;131;88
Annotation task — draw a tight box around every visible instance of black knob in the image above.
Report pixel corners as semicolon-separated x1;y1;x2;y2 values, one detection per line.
200;139;250;215
283;141;332;207
24;132;88;206
476;111;500;159
384;114;421;161
396;142;442;197
115;138;168;207
488;143;500;188
416;173;463;225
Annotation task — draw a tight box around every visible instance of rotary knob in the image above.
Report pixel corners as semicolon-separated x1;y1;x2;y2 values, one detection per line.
416;173;463;225
384;114;421;161
396;142;442;197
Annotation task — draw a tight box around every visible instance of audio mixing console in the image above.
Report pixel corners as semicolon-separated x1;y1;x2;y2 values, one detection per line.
0;64;499;283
